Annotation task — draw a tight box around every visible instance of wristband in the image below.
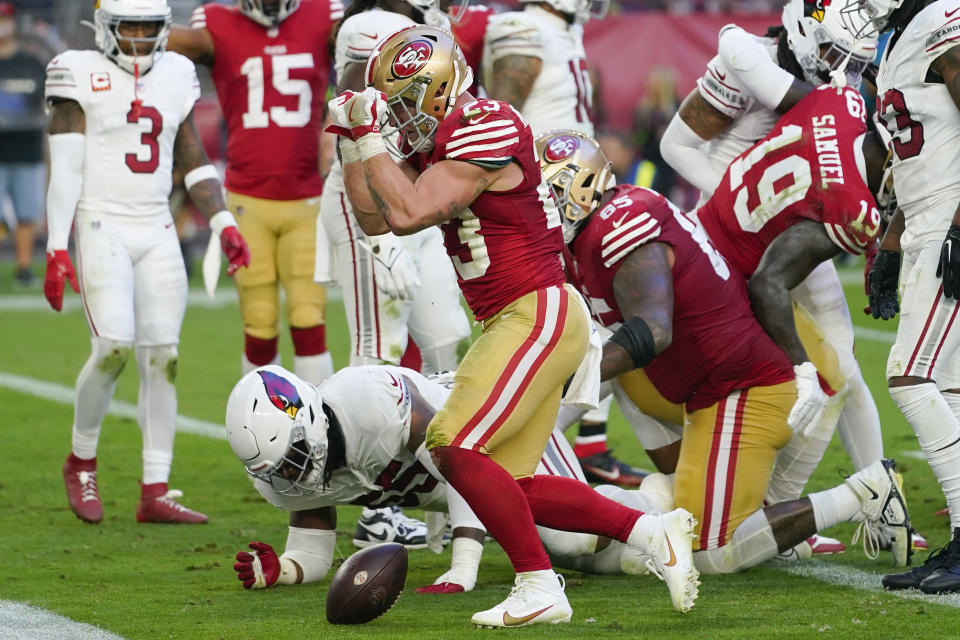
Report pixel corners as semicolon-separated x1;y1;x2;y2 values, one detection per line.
358;133;388;161
339;138;361;164
183;164;220;190
276;556;300;586
609;316;657;369
209;209;237;235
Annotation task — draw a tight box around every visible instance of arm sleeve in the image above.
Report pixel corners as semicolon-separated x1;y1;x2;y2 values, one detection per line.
188;5;207;28
716;25;794;111
330;0;345;21
484;14;544;64
45;133;85;251
659;114;725;196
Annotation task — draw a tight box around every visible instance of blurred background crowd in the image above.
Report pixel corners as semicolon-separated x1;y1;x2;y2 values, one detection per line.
0;0;791;288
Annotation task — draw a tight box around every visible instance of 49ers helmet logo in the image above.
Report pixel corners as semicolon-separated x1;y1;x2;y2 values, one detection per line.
544;136;580;163
392;40;433;78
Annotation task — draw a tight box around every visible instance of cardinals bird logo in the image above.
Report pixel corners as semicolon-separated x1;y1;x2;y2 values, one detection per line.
392;40;433;78
257;370;303;419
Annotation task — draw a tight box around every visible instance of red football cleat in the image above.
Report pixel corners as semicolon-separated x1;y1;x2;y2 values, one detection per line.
136;482;208;524
807;534;846;554
62;453;103;523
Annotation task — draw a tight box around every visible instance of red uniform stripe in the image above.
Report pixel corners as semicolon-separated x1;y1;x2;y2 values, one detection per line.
699;395;728;551
716;390;748;545
472;290;569;449
927;299;960;378
906;285;944;376
340;194;362;357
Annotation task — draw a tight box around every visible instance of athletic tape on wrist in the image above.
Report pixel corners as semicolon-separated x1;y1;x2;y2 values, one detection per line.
358;133;388;161
209;209;237;235
339;138;361;164
280;527;336;584
184;164;220;191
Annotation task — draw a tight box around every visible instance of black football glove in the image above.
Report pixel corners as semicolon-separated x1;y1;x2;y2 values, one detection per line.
868;249;901;320
938;225;960;300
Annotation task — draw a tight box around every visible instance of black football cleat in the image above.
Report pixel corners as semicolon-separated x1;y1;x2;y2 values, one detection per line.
883;529;960;591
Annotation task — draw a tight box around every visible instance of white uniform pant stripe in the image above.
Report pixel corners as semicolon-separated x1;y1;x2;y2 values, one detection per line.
704;390;741;551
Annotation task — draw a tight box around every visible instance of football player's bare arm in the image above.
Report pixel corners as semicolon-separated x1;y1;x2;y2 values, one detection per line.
774;78;813;115
879;208;905;252
343;157;420;235
363;156;522;235
47;98;85;135
660;91;730;194
167;25;215;67
931;45;960;227
290;506;337;530
600;242;675;382
747;221;841;365
174;110;227;218
487;54;542;108
337;60;367;93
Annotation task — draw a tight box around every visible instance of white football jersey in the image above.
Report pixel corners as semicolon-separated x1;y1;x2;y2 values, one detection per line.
483;6;593;137
876;0;960;241
695;25;795;198
44;50;200;218
255;365;450;512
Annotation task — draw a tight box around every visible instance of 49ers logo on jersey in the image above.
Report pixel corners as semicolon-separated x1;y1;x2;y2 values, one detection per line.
543;136;580;163
392;40;433;78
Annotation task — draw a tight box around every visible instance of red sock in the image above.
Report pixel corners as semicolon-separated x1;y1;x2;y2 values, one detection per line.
400;339;422;372
245;334;278;366
431;446;551;572
290;325;326;356
517;475;641;543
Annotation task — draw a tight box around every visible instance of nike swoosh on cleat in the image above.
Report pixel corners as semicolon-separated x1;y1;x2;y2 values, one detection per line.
503;605;553;626
583;465;621;482
859;480;879;500
664;534;678;567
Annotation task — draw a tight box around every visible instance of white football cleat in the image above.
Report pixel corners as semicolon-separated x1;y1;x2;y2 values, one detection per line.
768;539;814;565
847;458;911;565
627;508;700;612
471;570;572;628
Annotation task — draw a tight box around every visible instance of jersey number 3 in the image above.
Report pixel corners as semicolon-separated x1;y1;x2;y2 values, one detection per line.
125;105;163;174
878;88;924;161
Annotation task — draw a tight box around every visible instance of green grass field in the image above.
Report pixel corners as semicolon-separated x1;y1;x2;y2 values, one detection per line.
3;259;960;640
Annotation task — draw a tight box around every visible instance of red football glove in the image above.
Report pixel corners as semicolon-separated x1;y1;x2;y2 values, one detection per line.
233;541;281;589
416;582;466;594
44;250;79;312
220;227;250;276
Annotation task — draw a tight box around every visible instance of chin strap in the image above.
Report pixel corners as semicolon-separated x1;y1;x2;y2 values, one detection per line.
130;61;143;119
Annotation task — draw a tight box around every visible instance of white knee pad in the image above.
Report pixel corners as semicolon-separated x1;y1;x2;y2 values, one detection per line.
538;526;598;557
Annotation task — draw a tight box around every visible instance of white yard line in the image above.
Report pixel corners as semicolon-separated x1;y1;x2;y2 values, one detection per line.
0;600;129;640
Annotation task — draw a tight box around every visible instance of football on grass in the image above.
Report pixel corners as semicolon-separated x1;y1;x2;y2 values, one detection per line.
326;542;408;624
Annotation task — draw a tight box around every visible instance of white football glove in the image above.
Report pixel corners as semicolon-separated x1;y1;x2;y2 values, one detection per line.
788;361;827;437
359;233;421;301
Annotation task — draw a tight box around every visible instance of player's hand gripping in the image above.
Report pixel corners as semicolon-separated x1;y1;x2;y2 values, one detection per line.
44;250;79;312
868;249;901;320
359;233;421;301
938;225;960;300
788;362;827;438
325;87;388;141
233;541;281;589
220;227;251;276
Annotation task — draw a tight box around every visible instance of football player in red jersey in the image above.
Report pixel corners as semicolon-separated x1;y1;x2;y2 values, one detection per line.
166;0;340;385
331;25;700;625
539;129;910;575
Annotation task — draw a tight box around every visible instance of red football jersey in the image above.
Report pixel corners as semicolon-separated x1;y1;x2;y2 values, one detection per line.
566;184;793;411
697;85;882;278
191;0;340;200
451;5;494;96
406;98;566;320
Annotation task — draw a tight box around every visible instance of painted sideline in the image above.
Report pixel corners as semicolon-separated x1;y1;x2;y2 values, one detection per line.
0;600;128;640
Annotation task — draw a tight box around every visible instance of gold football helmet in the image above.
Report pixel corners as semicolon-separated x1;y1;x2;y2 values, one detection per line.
535;130;615;244
366;25;473;156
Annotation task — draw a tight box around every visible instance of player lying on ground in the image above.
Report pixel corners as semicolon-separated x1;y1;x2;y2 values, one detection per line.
224;365;675;591
46;0;250;525
539;129;910;574
332;25;699;625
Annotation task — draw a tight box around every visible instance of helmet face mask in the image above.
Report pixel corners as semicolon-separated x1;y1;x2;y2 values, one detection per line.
237;0;301;27
782;0;877;87
94;0;171;75
535;130;615;244
858;0;904;32
367;26;473;158
225;366;330;497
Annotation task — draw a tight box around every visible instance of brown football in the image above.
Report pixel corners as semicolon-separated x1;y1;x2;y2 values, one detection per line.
325;542;408;624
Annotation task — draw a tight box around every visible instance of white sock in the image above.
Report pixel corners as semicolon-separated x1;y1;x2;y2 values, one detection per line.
419;342;460;375
136;345;178;485
765;391;844;503
891;383;960;529
807;482;859;530
242;351;280;375
294;352;334;384
836;369;884;470
72;337;132;459
943;391;960;423
555;404;587;433
581;394;612;424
